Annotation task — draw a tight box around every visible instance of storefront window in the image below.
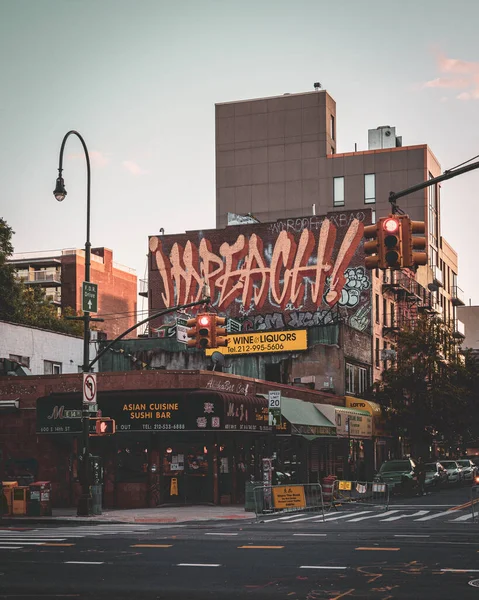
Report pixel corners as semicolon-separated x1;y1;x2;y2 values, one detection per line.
117;441;148;482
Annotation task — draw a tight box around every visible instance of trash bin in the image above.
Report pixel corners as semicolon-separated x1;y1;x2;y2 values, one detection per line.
1;482;18;516
28;481;52;516
12;487;29;515
245;481;263;512
90;484;103;516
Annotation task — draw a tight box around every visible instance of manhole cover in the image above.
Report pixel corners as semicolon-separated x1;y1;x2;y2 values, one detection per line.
468;579;479;588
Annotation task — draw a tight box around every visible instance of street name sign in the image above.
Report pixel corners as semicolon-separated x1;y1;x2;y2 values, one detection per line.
82;282;98;313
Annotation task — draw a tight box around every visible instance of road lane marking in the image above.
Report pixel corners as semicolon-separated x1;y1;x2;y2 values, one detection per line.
449;513;474;522
177;563;221;567
381;510;428;521
356;547;400;551
130;544;173;548
238;545;284;549
449;498;479;511
205;533;238;536
415;510;456;521
0;541;54;546
441;569;479;573
324;511;373;521
348;511;400;522
41;543;75;547
294;534;327;537
0;546;22;549
395;535;430;538
64;561;104;565
299;565;347;569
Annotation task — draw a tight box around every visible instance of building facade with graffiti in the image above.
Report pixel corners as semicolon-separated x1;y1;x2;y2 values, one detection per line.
146;209;373;398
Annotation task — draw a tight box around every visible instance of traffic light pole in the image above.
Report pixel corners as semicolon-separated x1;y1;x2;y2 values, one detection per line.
87;297;210;371
389;159;479;213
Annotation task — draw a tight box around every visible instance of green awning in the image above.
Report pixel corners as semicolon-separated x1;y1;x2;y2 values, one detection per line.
258;394;336;436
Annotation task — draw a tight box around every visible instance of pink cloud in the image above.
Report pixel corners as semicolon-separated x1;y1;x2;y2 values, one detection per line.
122;160;149;176
456;89;479;101
423;77;470;89
437;53;479;75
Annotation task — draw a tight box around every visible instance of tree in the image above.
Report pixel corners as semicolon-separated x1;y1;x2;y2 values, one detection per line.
0;217;82;336
0;218;22;321
375;313;479;457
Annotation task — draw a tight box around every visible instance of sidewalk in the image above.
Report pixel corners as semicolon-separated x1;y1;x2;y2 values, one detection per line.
0;504;253;526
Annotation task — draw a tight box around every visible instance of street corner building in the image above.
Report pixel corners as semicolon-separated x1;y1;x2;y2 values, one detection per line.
0;369;373;510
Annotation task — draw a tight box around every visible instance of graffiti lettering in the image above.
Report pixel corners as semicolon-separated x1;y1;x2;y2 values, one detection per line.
151;218;364;311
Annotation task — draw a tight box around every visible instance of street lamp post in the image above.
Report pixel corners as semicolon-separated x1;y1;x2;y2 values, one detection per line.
53;130;98;516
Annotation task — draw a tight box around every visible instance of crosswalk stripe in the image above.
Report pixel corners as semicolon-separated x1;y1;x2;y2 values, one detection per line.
264;513;307;522
415;510;455;521
284;514;325;523
381;510;429;522
448;513;473;522
324;510;373;521
347;510;400;522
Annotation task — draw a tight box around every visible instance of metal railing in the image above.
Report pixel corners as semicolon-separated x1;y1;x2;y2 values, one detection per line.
16;270;61;283
253;482;325;522
329;479;389;512
452;285;465;305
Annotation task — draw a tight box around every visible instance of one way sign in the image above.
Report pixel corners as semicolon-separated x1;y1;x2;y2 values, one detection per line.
82;282;98;313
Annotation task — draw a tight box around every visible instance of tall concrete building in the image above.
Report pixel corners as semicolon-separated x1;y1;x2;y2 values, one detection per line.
215;89;466;381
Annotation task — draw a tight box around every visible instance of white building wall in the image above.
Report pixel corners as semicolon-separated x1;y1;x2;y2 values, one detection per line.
0;321;84;375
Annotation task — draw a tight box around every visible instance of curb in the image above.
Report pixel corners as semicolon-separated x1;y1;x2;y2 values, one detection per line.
0;514;254;527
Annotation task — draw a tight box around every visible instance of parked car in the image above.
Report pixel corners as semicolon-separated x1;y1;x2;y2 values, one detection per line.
424;462;448;489
456;459;477;483
439;460;464;486
375;458;417;495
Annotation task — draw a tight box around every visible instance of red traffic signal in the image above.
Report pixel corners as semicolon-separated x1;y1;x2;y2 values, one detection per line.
95;418;116;436
381;216;402;269
197;313;213;349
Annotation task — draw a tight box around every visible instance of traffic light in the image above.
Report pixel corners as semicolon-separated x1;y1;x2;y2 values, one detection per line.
407;219;427;267
380;216;402;269
186;317;198;348
363;222;382;269
197;313;213;349
94;418;115;435
214;316;228;348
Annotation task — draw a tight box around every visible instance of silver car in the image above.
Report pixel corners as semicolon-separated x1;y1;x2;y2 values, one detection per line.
456;459;477;483
440;460;463;486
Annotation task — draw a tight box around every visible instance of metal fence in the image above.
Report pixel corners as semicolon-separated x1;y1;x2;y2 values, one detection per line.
471;485;479;522
329;479;389;512
253;482;325;522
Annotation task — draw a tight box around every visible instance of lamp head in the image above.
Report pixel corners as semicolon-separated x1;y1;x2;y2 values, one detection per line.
53;176;67;202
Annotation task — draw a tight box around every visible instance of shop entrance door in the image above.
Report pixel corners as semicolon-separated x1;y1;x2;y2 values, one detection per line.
161;443;213;504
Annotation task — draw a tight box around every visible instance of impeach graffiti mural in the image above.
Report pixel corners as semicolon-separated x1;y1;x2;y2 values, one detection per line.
148;210;372;332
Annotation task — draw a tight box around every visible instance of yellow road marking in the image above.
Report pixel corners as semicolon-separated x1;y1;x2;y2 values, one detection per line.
41;543;75;547
355;547;400;552
131;544;173;548
238;545;284;549
331;589;355;600
449;497;479;511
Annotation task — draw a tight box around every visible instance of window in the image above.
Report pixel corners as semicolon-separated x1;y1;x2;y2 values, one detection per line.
390;303;395;327
383;341;388;369
371;210;376;224
364;174;375;204
345;363;368;395
9;354;30;368
375;338;380;368
333;177;344;206
383;298;387;327
375;294;380;323
44;360;62;375
330;114;335;141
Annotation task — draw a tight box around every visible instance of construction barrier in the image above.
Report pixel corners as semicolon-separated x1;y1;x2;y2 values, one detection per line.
471;485;479;522
254;482;325;522
329;479;389;512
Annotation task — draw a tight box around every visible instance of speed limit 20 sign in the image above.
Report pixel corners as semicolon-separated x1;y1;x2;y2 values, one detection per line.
268;390;281;410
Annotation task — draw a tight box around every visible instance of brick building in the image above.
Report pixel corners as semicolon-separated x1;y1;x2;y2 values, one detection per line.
9;247;137;340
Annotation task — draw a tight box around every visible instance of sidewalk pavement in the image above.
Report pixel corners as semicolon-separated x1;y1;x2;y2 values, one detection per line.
0;504;253;526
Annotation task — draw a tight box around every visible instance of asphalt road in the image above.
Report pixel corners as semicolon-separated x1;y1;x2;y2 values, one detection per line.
1;486;478;600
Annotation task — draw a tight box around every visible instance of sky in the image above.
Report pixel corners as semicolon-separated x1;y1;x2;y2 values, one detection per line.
1;0;479;322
